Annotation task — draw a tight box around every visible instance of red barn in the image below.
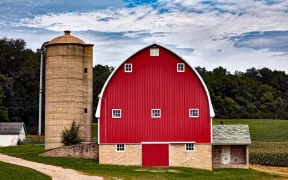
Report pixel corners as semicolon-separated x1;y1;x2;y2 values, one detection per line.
96;43;250;170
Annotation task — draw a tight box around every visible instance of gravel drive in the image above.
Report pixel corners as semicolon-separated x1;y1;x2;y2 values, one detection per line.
0;153;103;180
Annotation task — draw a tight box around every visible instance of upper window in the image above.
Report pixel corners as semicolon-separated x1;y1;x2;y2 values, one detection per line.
116;144;125;152
124;63;132;72
150;48;159;56
177;63;185;72
189;109;199;117
152;109;161;118
112;109;121;118
185;143;195;152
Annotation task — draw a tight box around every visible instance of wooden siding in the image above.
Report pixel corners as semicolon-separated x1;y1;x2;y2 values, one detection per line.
100;45;211;143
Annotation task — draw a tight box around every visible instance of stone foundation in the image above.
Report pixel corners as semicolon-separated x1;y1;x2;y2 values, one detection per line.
99;144;141;166
40;143;98;160
169;144;212;170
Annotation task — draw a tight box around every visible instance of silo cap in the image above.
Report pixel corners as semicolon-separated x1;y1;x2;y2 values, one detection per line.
64;30;71;35
47;30;85;45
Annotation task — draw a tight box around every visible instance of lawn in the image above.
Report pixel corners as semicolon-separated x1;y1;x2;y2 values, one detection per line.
0;161;51;180
0;145;278;180
213;119;288;142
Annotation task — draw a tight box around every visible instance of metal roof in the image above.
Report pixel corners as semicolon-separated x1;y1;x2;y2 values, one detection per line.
0;122;25;135
212;125;251;145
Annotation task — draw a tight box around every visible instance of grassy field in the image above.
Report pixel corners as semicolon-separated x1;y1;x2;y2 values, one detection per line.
0;161;51;180
213;119;288;142
0;145;278;180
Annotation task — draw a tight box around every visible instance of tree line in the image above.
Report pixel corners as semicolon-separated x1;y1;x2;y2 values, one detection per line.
0;37;287;134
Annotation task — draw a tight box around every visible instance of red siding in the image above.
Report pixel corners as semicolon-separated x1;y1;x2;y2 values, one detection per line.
100;45;211;143
142;144;169;167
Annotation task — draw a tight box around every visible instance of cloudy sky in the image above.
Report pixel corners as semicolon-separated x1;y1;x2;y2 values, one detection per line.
1;0;288;72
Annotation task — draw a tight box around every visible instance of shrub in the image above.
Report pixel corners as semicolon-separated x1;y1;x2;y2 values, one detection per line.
17;135;45;145
250;153;288;167
61;121;81;146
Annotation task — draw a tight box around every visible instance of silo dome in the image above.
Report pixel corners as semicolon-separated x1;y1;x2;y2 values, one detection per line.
48;30;85;45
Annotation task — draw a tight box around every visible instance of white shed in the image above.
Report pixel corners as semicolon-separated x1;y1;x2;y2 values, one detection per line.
0;122;26;147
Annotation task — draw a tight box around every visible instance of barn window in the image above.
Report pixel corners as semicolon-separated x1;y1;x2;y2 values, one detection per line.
177;63;185;72
152;109;161;118
150;48;159;56
116;144;125;152
112;109;121;118
189;109;199;117
185;143;195;152
124;63;132;72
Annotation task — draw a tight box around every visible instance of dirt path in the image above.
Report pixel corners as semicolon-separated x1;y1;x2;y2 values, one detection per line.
0;153;103;180
250;164;288;178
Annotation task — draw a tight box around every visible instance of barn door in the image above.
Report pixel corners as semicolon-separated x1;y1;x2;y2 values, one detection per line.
221;145;231;164
142;144;169;167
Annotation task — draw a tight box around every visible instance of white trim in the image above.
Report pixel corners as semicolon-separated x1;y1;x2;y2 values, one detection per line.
189;108;199;118
185;143;195;152
95;43;215;118
98;118;100;144
116;144;125;152
177;63;185;72
112;109;121;118
142;141;195;144
124;63;132;72
210;117;213;144
151;109;161;118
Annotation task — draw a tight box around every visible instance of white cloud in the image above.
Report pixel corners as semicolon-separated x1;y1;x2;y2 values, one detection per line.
10;0;288;72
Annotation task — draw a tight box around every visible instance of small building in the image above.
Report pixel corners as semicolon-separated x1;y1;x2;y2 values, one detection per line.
212;125;251;168
0;122;26;146
95;43;251;170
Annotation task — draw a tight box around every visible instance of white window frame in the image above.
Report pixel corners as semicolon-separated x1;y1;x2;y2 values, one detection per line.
185;143;195;152
116;144;125;152
112;109;121;118
124;63;132;72
151;109;161;118
189;108;199;118
177;63;185;72
150;48;159;56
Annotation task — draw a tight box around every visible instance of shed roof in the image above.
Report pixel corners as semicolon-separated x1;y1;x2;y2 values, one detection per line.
212;125;251;145
0;122;25;135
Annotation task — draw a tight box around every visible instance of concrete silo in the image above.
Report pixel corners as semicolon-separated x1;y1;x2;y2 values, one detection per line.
45;30;93;150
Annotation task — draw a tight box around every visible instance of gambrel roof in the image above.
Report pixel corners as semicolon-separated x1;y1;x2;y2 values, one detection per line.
0;122;26;135
213;125;251;145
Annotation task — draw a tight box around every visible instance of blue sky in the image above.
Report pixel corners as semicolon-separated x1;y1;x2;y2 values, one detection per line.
1;0;288;72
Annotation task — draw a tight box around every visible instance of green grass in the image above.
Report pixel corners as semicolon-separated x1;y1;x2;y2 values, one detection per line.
0;145;278;180
92;123;98;141
0;161;51;180
213;119;288;142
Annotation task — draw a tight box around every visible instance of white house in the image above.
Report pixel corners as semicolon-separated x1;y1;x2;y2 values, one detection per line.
0;122;26;146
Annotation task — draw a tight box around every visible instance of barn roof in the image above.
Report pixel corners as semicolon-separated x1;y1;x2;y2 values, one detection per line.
95;43;215;118
212;125;251;145
0;122;25;135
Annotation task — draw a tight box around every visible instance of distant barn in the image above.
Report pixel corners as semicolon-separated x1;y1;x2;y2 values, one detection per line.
0;122;26;146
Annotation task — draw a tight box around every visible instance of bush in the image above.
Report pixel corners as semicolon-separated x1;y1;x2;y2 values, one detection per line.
17;135;45;145
61;121;81;146
250;153;288;167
